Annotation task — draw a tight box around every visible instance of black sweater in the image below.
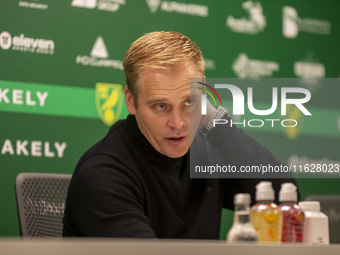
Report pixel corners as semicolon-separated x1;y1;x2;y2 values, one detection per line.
63;114;298;239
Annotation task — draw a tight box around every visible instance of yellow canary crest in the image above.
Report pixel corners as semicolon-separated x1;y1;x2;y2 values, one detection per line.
95;83;123;126
281;104;304;140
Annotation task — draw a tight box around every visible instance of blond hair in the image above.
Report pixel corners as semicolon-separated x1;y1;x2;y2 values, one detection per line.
123;31;205;102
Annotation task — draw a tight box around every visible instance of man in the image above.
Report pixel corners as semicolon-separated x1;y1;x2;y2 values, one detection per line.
63;31;298;238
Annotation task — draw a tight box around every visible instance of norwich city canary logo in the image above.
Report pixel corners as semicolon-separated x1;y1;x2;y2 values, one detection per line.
95;83;123;126
281;104;304;140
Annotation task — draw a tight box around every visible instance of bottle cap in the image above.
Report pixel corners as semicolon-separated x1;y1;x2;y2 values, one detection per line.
298;201;320;212
279;183;297;202
234;193;251;205
255;181;274;201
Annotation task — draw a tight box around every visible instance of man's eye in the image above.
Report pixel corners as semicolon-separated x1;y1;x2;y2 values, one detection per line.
186;99;194;106
155;104;166;110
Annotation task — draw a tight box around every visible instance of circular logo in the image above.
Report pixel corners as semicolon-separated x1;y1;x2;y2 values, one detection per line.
0;31;12;50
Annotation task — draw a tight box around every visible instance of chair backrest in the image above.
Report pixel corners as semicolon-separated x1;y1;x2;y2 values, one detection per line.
305;195;340;244
15;172;72;238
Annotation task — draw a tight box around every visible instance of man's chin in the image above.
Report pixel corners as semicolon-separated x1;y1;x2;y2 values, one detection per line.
163;148;189;159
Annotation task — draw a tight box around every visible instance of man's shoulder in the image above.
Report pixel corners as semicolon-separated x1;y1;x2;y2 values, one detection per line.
90;118;127;150
76;118;135;169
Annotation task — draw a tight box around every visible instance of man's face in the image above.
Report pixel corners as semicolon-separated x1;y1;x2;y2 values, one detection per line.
125;62;202;158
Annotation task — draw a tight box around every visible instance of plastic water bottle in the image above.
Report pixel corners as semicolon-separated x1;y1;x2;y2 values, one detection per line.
279;183;304;243
298;201;329;245
251;181;282;243
227;193;258;242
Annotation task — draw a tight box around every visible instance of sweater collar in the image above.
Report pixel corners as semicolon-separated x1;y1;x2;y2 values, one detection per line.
125;114;184;170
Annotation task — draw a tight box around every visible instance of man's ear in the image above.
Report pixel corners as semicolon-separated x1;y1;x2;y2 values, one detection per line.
124;86;136;115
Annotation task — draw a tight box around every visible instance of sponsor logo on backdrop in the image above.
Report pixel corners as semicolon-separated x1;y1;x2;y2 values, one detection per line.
294;61;325;79
293;52;325;93
0;87;48;107
232;53;279;78
283;6;331;38
71;0;125;12
204;58;215;71
18;0;48;9
146;0;208;17
0;31;54;55
76;36;123;70
0;79;121;120
294;53;325;79
1;139;67;158
146;0;160;13
95;83;124;126
226;1;266;34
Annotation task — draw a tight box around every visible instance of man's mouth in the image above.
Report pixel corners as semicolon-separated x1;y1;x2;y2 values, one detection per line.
166;136;186;144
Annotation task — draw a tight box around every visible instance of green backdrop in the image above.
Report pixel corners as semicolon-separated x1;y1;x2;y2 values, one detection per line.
0;0;339;238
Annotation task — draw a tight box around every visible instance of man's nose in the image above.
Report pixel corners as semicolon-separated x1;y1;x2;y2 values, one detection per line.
168;108;185;129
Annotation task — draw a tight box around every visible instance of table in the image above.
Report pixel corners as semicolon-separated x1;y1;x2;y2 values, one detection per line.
1;238;340;255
